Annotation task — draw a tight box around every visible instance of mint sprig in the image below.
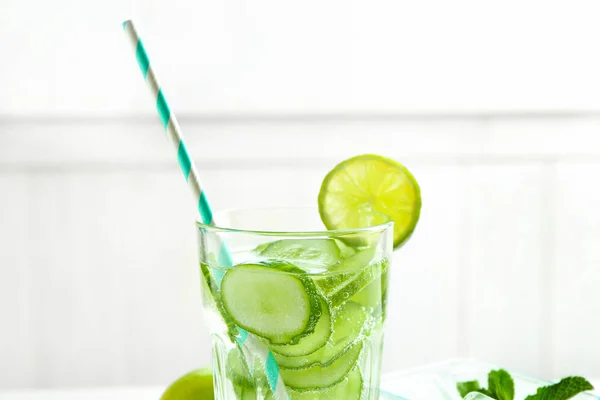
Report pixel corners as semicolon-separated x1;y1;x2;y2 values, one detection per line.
524;376;594;400
457;369;594;400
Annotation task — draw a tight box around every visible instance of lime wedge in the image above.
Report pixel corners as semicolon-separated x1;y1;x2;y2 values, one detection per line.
318;154;421;248
160;368;214;400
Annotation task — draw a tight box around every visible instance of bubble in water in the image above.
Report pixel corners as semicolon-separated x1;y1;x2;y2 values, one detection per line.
342;292;350;299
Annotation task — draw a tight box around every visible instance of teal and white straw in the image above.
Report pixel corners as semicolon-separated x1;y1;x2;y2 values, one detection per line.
122;20;288;400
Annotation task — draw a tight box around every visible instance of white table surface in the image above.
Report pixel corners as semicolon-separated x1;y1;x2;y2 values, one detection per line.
0;387;164;400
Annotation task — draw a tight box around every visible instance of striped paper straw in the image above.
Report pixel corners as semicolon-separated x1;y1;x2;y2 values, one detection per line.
122;20;288;400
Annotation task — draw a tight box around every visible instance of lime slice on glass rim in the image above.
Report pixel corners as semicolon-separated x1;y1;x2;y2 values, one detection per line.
318;154;421;248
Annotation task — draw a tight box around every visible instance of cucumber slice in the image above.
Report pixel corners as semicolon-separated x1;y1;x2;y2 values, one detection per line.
329;259;388;308
264;391;276;400
280;341;363;390
288;366;363;400
334;239;358;259
351;259;389;310
314;246;377;296
233;383;245;399
201;262;239;343
199;262;217;307
240;387;256;400
270;297;332;357
274;301;368;369
257;239;342;270
226;347;253;387
228;348;272;399
233;384;258;400
337;246;377;272
221;263;321;344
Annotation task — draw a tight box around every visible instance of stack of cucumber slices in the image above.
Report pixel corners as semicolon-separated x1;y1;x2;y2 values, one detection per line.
219;239;386;399
209;155;421;399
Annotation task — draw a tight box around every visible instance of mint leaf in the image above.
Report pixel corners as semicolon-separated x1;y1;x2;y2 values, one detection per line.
457;369;514;400
524;376;594;400
457;381;484;398
456;381;495;398
487;369;515;400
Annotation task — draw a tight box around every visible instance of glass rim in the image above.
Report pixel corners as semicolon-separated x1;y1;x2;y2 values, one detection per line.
195;206;394;237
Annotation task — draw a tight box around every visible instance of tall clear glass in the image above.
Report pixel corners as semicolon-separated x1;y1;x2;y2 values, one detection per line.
197;207;393;400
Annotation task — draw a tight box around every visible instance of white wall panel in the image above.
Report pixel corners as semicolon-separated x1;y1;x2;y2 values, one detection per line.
1;116;600;387
553;163;600;378
461;164;547;376
0;176;36;387
0;167;344;387
4;116;600;170
383;164;462;372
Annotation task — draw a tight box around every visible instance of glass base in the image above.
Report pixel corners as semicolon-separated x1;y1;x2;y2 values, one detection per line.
211;330;385;399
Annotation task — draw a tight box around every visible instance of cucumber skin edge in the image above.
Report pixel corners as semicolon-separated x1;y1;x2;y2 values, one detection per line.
270;297;333;357
220;264;324;346
283;276;323;345
280;341;364;391
200;263;239;343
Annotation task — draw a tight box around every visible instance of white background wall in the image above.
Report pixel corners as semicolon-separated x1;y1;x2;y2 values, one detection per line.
1;0;600;390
